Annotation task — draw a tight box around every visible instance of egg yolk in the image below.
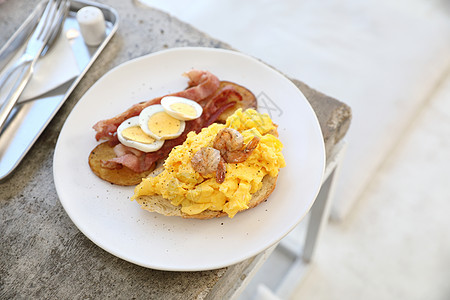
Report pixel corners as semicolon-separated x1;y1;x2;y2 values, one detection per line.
170;102;197;117
148;111;181;136
122;126;156;144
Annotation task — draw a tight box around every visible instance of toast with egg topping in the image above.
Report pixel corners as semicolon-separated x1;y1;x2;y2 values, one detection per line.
134;167;278;219
132;109;285;219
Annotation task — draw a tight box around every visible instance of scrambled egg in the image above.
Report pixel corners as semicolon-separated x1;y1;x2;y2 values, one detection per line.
132;109;286;218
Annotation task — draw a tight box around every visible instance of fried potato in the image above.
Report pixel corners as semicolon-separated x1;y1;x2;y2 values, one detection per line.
197;81;257;123
216;81;257;123
88;142;154;186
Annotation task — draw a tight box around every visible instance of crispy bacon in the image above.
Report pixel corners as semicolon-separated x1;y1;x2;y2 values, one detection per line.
103;144;153;173
93;70;220;141
201;85;241;127
100;85;241;173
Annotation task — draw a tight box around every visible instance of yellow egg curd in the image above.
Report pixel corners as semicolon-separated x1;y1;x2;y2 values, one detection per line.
132;108;286;218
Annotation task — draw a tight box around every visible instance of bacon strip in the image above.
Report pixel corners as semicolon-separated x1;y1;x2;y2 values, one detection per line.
102;145;153;173
201;85;241;127
93;70;220;141
101;85;241;173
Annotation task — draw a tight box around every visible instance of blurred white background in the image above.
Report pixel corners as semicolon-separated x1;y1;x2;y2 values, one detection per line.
141;0;450;299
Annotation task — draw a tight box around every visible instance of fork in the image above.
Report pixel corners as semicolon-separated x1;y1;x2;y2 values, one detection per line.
0;0;69;133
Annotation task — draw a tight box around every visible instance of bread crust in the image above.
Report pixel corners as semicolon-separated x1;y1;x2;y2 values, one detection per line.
134;168;278;219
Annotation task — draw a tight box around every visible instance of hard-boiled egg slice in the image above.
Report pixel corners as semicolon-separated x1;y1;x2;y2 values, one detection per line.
161;96;203;121
117;116;164;152
139;104;185;140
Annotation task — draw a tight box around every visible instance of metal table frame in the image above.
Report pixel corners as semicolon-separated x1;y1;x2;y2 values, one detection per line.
225;139;347;299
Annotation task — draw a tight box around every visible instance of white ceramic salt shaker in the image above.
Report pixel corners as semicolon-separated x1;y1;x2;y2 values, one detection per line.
76;6;106;46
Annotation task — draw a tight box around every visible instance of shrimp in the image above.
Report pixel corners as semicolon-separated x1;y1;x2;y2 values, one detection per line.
191;147;226;183
213;128;244;156
213;128;260;163
191;128;260;183
222;136;260;163
216;159;226;184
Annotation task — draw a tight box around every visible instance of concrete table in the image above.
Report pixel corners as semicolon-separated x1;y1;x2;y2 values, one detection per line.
0;0;351;299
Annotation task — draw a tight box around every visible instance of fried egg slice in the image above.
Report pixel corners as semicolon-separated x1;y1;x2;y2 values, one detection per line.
139;105;185;140
117;116;164;152
161;96;203;121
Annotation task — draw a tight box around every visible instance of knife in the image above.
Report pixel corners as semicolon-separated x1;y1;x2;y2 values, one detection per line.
0;0;69;134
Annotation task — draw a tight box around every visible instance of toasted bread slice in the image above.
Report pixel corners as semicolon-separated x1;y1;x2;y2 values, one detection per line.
134;167;278;219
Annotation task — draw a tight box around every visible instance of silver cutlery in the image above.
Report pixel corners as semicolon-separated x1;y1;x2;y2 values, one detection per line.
0;0;69;133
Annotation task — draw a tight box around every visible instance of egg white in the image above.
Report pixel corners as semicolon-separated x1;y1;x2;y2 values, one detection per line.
161;96;203;121
139;104;185;140
117;116;164;152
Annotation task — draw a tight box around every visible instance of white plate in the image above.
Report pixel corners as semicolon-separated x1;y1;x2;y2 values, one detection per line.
53;47;325;271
